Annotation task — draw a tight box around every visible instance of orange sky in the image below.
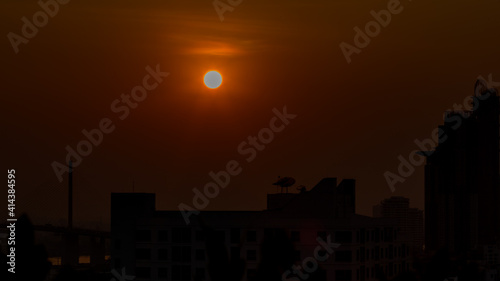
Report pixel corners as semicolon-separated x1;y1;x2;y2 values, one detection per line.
1;0;499;227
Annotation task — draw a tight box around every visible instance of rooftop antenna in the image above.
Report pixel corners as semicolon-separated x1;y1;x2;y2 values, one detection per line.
68;161;73;230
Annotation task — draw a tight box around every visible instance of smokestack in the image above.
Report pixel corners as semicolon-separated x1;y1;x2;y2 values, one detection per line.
68;161;73;229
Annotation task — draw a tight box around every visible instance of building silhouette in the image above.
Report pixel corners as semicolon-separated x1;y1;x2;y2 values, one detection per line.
373;197;424;256
424;82;500;259
111;178;412;281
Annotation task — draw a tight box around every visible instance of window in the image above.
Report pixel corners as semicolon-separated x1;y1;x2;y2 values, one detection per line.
195;268;206;280
294;250;301;261
247;269;257;281
231;247;240;259
230;228;240;243
196;230;205;242
114;239;121;250
136;230;151;242
335;251;352;262
158;268;168;280
135;248;151;260
173;228;191;243
172;246;191;262
172;265;191;281
158;248;168;261
195;249;205;261
215;230;226;244
135;267;151;279
384;227;393;242
373;228;380;242
158;230;168;242
335;231;352;243
247;250;257;261
359;229;365;244
335;270;352;281
317;231;327;241
317;250;327;260
264;228;275;237
247;230;257;242
291;231;300;242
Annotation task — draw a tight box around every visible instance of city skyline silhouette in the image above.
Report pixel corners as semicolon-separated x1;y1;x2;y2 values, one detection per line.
2;0;500;280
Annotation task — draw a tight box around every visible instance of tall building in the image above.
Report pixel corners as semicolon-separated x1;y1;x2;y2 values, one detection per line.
373;197;424;255
111;178;411;281
424;81;500;255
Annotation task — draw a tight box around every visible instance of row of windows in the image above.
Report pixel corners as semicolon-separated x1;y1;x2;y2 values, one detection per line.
135;246;259;262
134;245;407;265
289;230;352;243
136;247;192;262
290;228;397;244
134;228;256;244
136;228;192;243
335;263;410;281
134;227;396;245
355;262;410;280
135;265;202;281
135;228;353;245
355;245;408;262
357;228;397;244
290;229;396;244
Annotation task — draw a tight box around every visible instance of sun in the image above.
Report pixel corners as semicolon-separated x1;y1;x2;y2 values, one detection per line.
204;71;223;89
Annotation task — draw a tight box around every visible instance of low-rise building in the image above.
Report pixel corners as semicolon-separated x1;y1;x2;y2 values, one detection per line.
111;178;411;281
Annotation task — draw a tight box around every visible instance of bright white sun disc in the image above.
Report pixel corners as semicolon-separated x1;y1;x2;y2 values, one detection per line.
204;71;222;89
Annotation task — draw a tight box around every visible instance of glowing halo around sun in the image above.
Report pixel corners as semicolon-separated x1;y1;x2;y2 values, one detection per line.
204;71;223;89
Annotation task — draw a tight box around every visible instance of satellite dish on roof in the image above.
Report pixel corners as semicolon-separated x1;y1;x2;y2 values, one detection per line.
272;176;296;193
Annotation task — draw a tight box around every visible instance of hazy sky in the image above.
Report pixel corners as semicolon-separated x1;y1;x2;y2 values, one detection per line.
2;0;499;228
